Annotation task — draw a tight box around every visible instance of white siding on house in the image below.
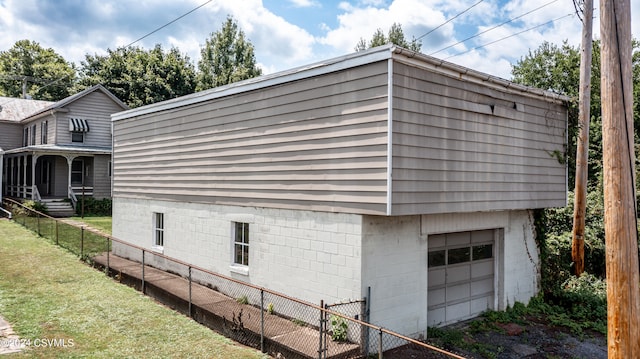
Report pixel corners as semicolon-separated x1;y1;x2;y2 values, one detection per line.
0;123;22;150
390;62;567;215
113;62;390;215
92;154;111;199
56;91;120;147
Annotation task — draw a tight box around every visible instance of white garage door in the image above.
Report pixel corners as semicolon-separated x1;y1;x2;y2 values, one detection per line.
427;229;495;327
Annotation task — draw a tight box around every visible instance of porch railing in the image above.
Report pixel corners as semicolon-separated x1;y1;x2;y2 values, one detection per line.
68;186;78;210
32;185;41;201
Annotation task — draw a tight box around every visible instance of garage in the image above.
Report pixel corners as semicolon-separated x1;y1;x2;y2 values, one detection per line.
427;229;496;327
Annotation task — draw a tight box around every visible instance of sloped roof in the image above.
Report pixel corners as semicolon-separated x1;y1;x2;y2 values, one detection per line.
22;84;128;122
0;97;54;122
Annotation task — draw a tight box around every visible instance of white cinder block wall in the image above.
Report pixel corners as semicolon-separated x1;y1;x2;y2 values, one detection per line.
112;197;363;306
362;210;540;338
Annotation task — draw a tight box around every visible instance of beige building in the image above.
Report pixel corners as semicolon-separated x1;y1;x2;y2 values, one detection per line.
111;45;568;336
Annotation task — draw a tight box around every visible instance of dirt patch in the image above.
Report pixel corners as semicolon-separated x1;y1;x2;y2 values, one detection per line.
424;316;607;359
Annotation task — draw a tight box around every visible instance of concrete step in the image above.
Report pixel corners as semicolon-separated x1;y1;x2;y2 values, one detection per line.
40;199;75;217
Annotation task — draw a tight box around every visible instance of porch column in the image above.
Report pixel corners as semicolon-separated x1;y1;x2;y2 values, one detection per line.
31;154;40;200
22;155;27;198
0;151;4;203
64;155;76;199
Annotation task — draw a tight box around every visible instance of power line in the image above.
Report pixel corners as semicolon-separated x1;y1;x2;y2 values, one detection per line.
415;0;484;41
124;0;214;48
429;0;559;56
443;12;575;60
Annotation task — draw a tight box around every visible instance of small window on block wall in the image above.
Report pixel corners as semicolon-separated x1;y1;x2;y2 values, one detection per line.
153;212;164;250
232;222;249;269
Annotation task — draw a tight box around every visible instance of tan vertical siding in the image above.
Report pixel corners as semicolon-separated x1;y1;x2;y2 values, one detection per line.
114;62;390;215
390;61;567;215
58;91;119;147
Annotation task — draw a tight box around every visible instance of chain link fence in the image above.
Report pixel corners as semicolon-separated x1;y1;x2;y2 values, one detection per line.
2;198;464;359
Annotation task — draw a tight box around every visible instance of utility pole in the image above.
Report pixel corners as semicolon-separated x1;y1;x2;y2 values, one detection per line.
571;0;593;276
600;0;640;357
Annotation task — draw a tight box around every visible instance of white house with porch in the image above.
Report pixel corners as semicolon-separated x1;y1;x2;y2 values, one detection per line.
0;84;128;215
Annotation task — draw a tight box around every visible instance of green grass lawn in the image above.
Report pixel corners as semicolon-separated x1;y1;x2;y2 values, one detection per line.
69;216;112;235
0;219;267;359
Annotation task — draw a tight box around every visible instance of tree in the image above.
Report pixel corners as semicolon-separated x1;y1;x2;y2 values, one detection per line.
78;45;196;108
355;23;422;52
196;16;262;91
0;40;76;101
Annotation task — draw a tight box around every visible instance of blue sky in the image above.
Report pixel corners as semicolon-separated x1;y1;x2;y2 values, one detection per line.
0;0;638;81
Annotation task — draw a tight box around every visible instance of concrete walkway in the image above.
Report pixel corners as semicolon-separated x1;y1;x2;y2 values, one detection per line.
93;253;360;359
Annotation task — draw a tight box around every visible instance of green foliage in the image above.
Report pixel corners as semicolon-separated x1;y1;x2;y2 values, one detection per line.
355;23;422;52
196;16;262;91
0;40;76;101
266;302;274;315
78;44;196;108
330;315;348;342
22;200;48;215
236;295;249;305
76;197;112;216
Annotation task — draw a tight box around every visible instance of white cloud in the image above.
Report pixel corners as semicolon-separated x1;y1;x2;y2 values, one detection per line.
288;0;321;8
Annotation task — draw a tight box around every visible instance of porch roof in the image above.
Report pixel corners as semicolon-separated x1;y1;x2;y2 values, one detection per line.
3;144;111;156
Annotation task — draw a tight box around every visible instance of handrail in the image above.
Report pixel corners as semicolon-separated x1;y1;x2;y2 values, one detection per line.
0;206;12;219
68;186;78;209
32;185;41;201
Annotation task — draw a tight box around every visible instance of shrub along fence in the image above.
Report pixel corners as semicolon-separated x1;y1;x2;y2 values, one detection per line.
2;198;463;359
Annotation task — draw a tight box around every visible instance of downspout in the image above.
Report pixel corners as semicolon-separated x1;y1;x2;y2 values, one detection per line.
386;58;394;216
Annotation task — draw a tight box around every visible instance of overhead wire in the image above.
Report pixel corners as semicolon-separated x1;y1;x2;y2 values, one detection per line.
443;12;575;60
124;0;214;48
429;0;559;56
415;0;484;41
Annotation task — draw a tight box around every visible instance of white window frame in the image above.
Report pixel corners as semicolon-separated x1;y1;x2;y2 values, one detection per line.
71;131;84;143
230;222;249;275
153;212;164;251
30;124;36;145
41;121;48;144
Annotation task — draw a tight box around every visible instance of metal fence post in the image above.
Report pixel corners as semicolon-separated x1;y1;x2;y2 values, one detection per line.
106;237;110;275
141;249;145;294
318;299;324;359
80;226;84;259
260;289;265;353
188;266;192;318
378;328;383;359
55;220;59;245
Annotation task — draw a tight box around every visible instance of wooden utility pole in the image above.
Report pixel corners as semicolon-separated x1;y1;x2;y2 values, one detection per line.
571;0;593;276
600;0;640;357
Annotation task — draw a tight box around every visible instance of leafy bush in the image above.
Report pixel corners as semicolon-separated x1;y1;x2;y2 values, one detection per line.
330;315;348;342
76;197;112;216
22;200;48;215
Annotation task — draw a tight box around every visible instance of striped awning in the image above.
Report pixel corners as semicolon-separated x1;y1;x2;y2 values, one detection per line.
69;118;90;132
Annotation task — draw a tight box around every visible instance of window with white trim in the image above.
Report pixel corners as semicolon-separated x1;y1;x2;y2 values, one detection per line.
153;212;164;249
30;124;36;145
71;132;84;143
23;127;28;146
41;121;48;144
233;222;249;266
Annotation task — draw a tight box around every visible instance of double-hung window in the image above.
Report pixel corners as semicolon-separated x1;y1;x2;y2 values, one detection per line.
23;128;28;146
233;222;249;267
153;212;164;250
30;125;36;145
41;121;48;144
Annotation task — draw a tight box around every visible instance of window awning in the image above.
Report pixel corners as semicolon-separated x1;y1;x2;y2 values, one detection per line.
69;118;90;132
